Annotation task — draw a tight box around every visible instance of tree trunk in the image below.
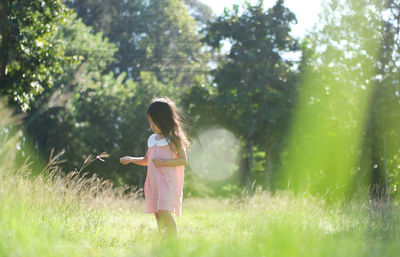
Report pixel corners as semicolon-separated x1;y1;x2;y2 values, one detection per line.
0;2;10;79
240;140;254;188
264;147;273;190
263;129;275;190
370;134;385;199
0;47;7;78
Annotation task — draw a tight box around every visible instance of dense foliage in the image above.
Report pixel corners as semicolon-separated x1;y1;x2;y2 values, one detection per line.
1;0;399;198
0;0;71;110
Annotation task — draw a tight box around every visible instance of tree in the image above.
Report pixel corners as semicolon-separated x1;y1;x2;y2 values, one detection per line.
20;12;118;173
67;0;208;88
0;0;71;111
184;0;214;27
23;13;182;186
16;1;209;186
202;0;299;187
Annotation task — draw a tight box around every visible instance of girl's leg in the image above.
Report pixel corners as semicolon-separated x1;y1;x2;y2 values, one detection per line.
157;210;177;239
154;212;161;232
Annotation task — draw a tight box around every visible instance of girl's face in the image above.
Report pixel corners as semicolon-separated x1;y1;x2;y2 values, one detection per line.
147;115;162;135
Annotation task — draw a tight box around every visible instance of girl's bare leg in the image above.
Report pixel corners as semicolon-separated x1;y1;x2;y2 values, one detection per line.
154;213;161;232
158;210;177;239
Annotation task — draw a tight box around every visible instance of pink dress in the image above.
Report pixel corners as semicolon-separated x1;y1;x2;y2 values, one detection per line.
144;134;185;217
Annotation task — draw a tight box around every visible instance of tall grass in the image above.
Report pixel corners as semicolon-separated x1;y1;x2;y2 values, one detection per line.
1;158;400;256
0;153;148;256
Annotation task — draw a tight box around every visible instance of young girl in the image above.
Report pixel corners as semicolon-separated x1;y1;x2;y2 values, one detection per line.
120;97;189;238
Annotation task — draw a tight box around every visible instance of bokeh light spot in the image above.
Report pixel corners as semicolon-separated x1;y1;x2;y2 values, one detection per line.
189;128;240;181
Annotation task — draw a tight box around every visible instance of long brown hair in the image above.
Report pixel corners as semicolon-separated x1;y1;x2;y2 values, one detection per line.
146;97;190;152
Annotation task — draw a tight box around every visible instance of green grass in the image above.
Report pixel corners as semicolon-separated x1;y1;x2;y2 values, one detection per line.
1;164;400;257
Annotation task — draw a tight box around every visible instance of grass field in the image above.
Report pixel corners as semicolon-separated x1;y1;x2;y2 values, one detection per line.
1;160;400;257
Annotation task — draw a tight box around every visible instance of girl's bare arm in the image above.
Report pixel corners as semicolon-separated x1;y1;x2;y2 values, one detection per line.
120;151;148;166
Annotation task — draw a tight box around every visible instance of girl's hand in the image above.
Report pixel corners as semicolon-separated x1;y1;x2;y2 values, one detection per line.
152;158;165;167
120;156;132;165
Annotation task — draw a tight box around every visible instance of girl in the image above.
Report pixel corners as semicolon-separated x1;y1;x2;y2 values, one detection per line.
120;97;189;238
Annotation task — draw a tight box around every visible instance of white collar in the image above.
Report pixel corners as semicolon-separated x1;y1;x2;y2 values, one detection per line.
148;134;170;147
